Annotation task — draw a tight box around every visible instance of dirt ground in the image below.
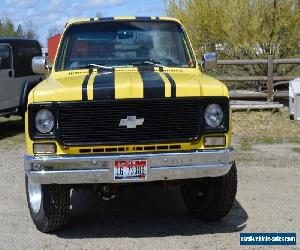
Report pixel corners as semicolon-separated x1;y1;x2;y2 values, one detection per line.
0;118;300;249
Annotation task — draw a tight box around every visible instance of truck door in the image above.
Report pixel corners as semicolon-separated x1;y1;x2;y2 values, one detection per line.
0;44;14;111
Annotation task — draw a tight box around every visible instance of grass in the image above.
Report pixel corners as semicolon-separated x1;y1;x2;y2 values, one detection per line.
292;148;300;154
0;116;25;150
232;108;300;150
238;138;252;151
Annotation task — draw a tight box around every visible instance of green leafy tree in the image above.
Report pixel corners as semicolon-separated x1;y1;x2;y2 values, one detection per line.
166;0;300;76
0;18;39;40
0;16;20;37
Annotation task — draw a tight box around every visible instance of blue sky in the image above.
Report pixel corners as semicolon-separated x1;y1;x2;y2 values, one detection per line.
0;0;165;46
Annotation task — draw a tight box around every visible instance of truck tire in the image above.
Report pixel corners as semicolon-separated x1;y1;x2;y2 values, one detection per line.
25;176;70;233
181;163;237;222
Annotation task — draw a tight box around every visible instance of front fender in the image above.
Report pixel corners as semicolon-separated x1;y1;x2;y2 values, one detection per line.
20;79;43;112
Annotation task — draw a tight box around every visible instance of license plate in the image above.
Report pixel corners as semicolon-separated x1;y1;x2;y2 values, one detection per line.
114;160;147;180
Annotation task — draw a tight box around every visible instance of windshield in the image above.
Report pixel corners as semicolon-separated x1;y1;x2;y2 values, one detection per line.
55;21;196;71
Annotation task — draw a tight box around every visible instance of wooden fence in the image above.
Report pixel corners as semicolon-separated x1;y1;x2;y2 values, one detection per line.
215;56;300;100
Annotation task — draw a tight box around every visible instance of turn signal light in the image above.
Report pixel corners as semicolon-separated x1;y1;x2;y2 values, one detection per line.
33;143;56;154
204;136;226;147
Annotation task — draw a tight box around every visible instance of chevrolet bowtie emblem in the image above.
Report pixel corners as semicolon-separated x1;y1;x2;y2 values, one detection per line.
119;116;144;129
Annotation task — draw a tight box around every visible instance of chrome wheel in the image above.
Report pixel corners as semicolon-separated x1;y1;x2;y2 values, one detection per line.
27;179;42;214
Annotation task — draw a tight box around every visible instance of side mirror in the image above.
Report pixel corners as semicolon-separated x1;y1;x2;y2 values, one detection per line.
201;53;217;70
32;56;47;74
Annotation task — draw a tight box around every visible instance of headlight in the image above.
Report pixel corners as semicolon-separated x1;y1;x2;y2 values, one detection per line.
204;104;223;127
35;109;54;133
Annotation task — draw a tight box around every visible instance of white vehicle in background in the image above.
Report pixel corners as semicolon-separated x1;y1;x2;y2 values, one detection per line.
289;78;300;120
0;38;44;118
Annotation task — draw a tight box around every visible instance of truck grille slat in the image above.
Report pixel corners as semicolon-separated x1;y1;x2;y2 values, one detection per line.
58;99;201;146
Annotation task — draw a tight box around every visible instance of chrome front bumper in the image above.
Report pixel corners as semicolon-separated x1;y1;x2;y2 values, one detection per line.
24;148;234;184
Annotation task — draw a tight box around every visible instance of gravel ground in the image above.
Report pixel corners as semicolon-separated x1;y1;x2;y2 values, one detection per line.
0;143;299;250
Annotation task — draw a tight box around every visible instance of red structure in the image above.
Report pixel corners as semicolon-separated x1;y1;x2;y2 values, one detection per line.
47;34;61;64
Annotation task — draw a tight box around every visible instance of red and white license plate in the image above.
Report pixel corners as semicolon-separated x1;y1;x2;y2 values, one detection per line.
114;160;147;180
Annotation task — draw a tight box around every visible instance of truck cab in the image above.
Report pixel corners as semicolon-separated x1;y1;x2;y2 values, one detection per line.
0;38;43;117
24;17;237;233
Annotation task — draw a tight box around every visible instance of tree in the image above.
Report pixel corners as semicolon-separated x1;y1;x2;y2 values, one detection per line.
22;21;39;40
0;16;19;37
0;16;43;47
47;25;62;39
16;24;24;38
166;0;300;76
96;12;103;18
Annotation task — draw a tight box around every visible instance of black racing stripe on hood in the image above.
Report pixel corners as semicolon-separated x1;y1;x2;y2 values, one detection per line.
82;74;90;101
93;72;115;100
139;71;165;98
164;73;176;97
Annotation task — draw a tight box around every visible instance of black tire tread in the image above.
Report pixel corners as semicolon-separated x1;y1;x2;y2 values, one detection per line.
40;184;70;232
26;176;70;233
181;163;237;222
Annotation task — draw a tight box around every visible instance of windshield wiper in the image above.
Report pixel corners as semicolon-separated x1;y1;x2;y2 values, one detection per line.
132;59;166;68
75;64;114;70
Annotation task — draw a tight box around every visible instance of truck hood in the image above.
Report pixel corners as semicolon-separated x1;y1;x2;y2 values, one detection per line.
33;69;227;102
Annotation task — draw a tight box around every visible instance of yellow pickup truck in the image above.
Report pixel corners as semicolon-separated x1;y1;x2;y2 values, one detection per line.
24;16;236;233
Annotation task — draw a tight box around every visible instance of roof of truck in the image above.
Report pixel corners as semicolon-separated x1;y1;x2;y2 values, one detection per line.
66;16;182;26
0;38;40;47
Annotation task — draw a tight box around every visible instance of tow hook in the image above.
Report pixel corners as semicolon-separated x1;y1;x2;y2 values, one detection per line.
96;185;118;200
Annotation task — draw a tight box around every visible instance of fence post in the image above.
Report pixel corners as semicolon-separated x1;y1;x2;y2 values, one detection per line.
267;55;274;101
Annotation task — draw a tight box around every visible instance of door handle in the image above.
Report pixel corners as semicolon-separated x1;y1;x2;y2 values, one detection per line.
8;70;13;78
